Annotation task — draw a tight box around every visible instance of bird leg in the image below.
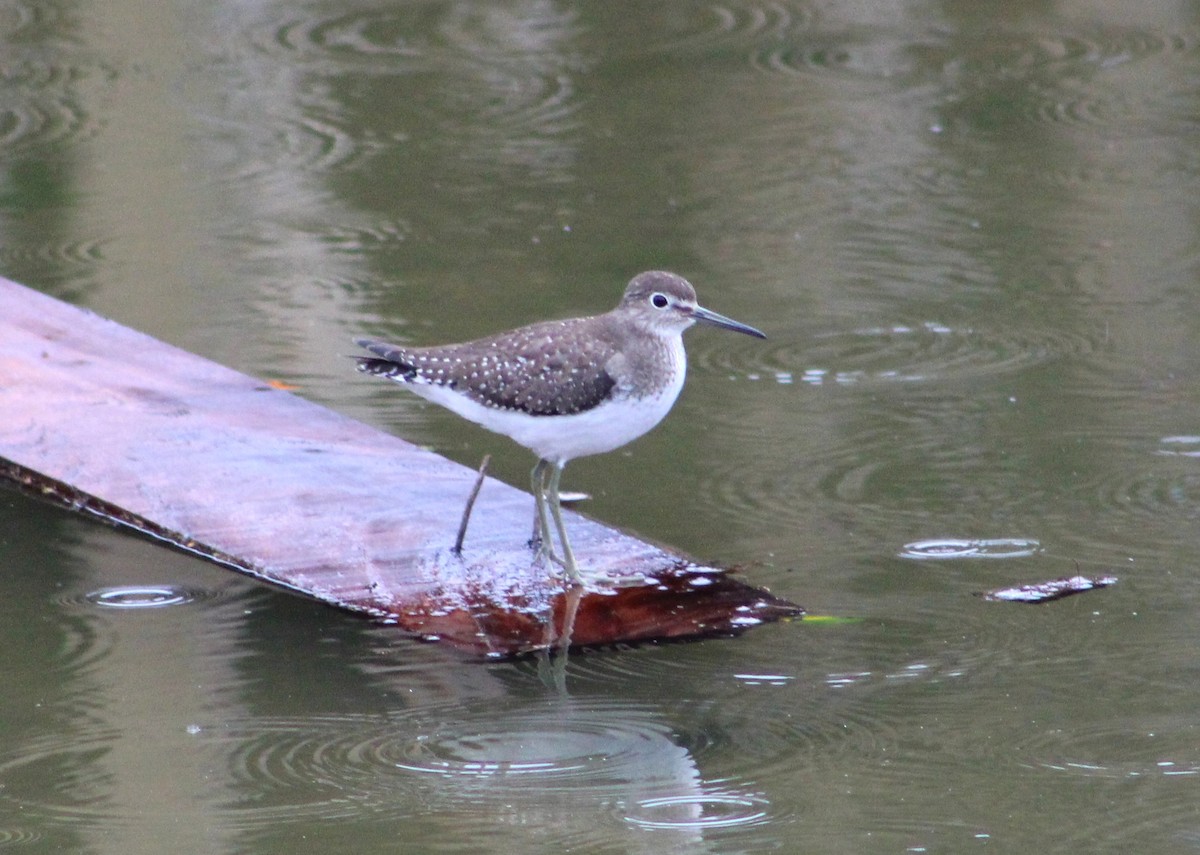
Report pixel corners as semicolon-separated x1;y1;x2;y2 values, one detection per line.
452;454;490;555
529;458;582;584
528;471;545;551
530;458;559;564
546;461;581;584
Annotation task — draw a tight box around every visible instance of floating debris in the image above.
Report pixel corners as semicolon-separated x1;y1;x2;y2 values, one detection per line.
979;574;1118;603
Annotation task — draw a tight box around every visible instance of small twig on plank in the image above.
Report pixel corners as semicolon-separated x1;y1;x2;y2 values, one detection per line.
452;454;491;555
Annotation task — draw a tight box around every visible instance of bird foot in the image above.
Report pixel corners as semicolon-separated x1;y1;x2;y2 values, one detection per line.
530;541;562;567
559;565;583;587
530;543;583;585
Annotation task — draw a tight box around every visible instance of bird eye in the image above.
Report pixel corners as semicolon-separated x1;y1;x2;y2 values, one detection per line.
650;292;669;309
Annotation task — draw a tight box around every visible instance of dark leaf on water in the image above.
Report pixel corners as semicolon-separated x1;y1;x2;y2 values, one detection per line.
979;574;1118;604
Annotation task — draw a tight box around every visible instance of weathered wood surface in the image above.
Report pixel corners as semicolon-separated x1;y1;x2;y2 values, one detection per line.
0;277;801;656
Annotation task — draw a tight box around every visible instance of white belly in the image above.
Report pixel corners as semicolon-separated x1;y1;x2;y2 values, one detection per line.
402;337;687;463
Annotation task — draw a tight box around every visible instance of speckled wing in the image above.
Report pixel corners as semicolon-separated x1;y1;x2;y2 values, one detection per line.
356;319;619;417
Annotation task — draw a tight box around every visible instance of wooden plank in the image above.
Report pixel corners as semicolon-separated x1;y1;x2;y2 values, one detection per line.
0;277;801;656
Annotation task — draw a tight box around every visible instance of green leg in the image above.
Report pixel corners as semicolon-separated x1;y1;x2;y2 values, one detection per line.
529;461;545;550
530;459;559;565
547;461;581;584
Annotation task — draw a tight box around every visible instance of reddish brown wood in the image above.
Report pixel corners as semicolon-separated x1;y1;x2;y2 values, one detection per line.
0;277;801;656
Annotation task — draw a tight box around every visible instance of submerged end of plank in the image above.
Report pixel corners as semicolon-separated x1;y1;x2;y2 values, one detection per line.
0;277;803;656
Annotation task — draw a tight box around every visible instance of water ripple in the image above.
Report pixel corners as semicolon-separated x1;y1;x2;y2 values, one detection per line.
0;237;109;274
210;699;699;828
684;312;1114;542
390;708;670;784
0;825;43;847
750;32;938;83
944;27;1197;80
1032;431;1200;559
1086;467;1200;523
0;1;37;39
656;0;819;54
285;112;367;173
558;641;906;784
899;538;1042;560
54;583;224;612
216;105;377;187
0;58;113;152
50;614;114;683
82;585;203;609
625;791;771;830
0;728;122;824
743;22;1199;91
234;3;583;185
249;10;428;64
705;690;900;782
695;320;1097;388
691;388;1034;540
1013;723;1200;781
934;25;1200;138
1156;436;1200;458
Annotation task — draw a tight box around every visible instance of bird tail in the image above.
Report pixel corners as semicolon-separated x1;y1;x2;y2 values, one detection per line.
354;339;418;382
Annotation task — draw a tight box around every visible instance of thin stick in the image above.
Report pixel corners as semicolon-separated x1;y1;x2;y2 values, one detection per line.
452;454;490;555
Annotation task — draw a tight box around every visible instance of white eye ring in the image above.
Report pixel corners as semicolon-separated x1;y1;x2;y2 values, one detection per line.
650;292;669;309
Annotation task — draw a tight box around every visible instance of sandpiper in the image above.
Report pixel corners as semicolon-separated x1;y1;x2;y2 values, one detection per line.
355;270;766;584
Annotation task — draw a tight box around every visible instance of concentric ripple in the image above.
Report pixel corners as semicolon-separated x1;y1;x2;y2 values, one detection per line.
1012;723;1200;781
0;728;122;824
693;690;901;783
0;236;109;273
212;699;697;825
48;614;115;683
41;585;223;681
625;791;771;830
512;648;907;788
751;31;940;84
1037;430;1200;558
213;104;375;188
1010;717;1200;849
697;320;1096;389
654;0;820;54
390;711;670;782
944;28;1185;78
684;308;1113;544
691;385;1038;541
743;21;1199;88
935;25;1200;139
82;585;202;609
235;3;583;186
0;58;112;152
1083;467;1200;523
281;112;368;174
0;826;43;847
248;9;429;64
899;538;1042;560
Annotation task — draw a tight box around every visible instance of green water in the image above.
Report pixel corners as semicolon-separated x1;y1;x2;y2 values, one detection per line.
3;1;1200;852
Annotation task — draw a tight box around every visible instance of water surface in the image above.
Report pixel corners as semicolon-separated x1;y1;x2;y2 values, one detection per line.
3;0;1200;852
